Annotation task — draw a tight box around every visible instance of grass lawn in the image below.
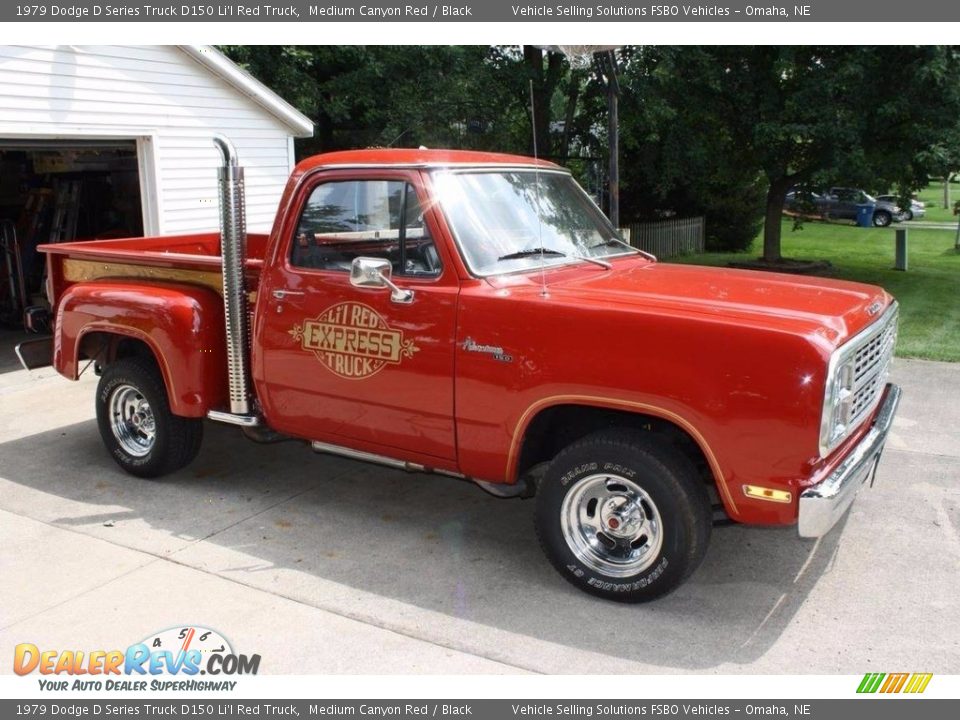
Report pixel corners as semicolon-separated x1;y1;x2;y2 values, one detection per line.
677;218;960;362
914;181;959;224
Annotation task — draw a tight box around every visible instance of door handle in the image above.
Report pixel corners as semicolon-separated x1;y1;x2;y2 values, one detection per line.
272;289;305;300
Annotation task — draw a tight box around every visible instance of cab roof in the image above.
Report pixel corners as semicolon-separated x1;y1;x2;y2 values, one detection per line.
294;147;562;173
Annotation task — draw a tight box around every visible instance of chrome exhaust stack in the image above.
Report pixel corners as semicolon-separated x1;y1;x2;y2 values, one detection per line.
210;134;258;424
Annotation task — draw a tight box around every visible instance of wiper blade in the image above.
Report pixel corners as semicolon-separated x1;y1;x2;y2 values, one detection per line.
497;247;566;261
588;237;657;261
589;238;638;252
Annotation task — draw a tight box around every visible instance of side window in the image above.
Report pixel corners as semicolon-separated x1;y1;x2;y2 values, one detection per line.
291;180;440;276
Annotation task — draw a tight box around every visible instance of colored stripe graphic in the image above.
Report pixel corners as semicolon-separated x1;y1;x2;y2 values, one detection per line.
880;673;908;693
904;673;933;694
857;672;932;694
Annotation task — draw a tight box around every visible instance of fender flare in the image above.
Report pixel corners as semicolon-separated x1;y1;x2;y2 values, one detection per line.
507;394;738;515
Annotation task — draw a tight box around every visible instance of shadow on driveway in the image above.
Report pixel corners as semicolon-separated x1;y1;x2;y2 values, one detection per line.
0;419;844;671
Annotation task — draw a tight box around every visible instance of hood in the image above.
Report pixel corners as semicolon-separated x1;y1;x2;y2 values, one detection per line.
487;259;890;350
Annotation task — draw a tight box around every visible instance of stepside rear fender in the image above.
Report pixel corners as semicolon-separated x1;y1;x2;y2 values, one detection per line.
54;280;228;417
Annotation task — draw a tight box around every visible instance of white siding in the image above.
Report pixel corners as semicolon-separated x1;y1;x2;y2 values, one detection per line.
0;45;300;233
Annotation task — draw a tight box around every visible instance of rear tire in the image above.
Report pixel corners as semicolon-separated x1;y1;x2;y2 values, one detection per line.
534;429;711;602
95;357;203;478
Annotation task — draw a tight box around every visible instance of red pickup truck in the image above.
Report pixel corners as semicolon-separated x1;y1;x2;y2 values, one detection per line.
36;138;900;601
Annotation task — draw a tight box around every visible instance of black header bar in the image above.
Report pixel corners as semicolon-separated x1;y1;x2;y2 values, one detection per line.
3;1;960;23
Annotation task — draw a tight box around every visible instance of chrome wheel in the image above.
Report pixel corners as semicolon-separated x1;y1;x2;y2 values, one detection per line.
560;473;663;577
109;384;156;458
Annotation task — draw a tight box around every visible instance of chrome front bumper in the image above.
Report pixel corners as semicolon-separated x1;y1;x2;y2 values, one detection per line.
798;383;901;538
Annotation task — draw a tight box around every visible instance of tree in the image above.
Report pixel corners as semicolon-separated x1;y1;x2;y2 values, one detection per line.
522;46;565;155
916;123;960;210
650;46;960;262
610;47;765;250
220;45;960;259
220;46;523;155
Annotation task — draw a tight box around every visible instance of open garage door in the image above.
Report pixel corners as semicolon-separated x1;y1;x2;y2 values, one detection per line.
0;139;143;332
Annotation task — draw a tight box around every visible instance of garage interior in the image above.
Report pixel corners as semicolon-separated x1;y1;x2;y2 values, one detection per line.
0;139;143;371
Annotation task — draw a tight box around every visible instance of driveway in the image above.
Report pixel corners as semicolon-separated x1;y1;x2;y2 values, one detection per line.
0;356;958;674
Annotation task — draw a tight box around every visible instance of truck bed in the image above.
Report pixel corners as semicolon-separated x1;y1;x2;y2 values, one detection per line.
40;232;268;298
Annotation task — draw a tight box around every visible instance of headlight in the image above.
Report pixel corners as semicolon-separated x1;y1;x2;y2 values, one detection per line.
819;303;898;458
819;348;857;457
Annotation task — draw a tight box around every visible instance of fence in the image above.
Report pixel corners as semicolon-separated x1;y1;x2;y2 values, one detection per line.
621;216;705;259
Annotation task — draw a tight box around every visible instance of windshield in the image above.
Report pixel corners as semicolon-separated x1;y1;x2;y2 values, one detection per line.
431;170;631;276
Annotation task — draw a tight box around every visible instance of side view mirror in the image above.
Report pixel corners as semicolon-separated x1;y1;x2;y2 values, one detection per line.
350;257;414;304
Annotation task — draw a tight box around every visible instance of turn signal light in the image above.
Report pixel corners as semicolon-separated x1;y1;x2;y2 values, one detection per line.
742;485;792;503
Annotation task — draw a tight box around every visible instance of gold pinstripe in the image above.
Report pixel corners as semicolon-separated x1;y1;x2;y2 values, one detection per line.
507;394;738;513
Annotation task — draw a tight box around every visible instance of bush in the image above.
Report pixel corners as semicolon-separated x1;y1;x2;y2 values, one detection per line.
701;177;766;252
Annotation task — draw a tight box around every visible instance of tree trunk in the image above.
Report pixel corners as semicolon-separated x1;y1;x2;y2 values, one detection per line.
762;177;793;262
523;46;548;156
560;73;581;159
944;174;952;210
315;106;335;152
523;46;565;157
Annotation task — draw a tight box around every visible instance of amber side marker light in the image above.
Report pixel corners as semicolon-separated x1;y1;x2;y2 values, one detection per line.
742;485;792;503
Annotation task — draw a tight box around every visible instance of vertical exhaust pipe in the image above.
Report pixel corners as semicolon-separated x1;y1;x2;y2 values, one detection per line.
212;134;254;418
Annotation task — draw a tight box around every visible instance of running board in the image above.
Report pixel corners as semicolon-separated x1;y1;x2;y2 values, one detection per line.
207;410;261;427
310;440;532;497
311;440;439;474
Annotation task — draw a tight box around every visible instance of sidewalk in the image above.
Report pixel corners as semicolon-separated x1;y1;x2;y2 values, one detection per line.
903;219;960;231
1;358;958;674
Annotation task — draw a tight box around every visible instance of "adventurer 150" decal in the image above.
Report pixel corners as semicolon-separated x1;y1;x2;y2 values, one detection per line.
289;301;419;379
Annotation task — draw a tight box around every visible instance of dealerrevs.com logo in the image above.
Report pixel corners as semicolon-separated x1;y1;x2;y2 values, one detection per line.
13;626;260;692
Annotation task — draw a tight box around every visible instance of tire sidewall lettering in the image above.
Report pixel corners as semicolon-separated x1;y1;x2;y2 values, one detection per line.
601;462;636;478
582;556;669;593
112;446;150;467
559;462;598;486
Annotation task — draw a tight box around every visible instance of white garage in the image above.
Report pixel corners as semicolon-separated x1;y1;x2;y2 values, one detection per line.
0;45;313;326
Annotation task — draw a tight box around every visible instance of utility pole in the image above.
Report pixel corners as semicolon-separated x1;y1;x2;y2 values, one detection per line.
603;51;621;229
955;205;960;250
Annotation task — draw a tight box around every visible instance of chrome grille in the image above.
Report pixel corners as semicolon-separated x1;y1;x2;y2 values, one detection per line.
845;307;898;429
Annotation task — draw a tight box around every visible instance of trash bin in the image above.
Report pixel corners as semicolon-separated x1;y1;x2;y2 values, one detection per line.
856;203;875;228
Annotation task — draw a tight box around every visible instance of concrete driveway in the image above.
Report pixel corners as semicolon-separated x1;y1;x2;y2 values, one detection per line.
1;355;958;675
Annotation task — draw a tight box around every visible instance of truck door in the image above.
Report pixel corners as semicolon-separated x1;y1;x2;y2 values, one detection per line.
254;170;458;462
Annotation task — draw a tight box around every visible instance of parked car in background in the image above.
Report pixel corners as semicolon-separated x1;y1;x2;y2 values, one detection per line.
822;188;900;227
877;195;925;221
784;189;822;213
785;187;901;227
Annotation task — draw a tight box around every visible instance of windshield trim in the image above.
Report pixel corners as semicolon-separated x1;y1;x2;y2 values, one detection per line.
429;167;635;279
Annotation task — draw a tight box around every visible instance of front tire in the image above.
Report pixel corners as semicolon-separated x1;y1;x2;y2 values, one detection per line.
535;430;711;602
96;357;203;478
873;210;892;227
